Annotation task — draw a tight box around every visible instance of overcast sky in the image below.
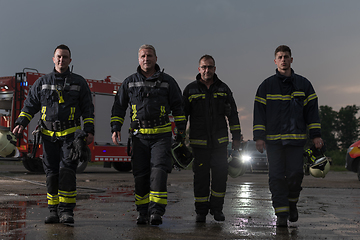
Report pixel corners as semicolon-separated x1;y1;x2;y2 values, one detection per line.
1;0;360;140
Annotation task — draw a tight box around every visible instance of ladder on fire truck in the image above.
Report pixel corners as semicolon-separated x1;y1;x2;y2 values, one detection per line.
12;68;38;135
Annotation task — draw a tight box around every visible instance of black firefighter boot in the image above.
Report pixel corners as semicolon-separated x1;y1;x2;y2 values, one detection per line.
59;211;74;224
45;206;59;224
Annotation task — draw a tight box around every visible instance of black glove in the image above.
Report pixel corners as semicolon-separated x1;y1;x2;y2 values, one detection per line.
68;129;88;162
176;130;186;143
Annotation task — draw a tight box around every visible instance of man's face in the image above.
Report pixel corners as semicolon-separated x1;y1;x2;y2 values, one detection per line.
53;49;72;73
274;51;293;72
138;48;157;73
198;58;216;82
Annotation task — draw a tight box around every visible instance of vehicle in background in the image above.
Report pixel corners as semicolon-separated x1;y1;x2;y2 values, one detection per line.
345;140;360;181
0;69;133;173
227;140;268;173
241;140;268;172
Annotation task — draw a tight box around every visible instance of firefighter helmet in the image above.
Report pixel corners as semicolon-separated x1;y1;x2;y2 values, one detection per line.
309;156;331;178
0;126;19;158
228;150;246;178
171;141;194;169
304;146;331;178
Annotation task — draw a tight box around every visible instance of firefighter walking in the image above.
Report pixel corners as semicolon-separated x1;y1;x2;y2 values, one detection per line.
111;44;186;225
183;55;242;222
253;45;323;227
12;44;94;224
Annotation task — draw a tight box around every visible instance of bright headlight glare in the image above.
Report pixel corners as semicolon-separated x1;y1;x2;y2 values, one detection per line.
242;155;251;162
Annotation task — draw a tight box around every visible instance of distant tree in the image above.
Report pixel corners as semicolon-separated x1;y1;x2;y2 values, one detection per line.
319;105;338;150
336;105;360;149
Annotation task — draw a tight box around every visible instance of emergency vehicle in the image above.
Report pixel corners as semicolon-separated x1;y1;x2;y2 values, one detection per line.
0;68;133;173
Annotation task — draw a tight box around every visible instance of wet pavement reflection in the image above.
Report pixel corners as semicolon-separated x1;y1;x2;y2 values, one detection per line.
0;168;360;239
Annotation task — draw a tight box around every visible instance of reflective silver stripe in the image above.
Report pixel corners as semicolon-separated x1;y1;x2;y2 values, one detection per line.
41;84;80;91
128;82;169;88
42;84;57;90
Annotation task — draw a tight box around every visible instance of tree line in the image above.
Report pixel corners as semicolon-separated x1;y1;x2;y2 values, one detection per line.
319;104;360;150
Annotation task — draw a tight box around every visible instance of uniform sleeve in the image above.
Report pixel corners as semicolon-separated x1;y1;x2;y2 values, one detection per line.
253;81;267;141
183;85;190;122
168;77;186;132
79;77;95;135
111;80;129;133
304;80;321;139
15;79;42;127
226;87;242;141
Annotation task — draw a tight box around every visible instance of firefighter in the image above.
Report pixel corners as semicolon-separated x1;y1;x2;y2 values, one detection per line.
111;44;186;225
12;44;94;224
183;55;242;222
253;45;323;227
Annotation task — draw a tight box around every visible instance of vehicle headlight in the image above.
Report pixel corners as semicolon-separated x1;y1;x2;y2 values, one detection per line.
242;155;251;162
347;147;354;154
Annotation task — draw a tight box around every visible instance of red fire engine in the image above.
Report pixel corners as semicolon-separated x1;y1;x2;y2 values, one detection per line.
0;68;133;173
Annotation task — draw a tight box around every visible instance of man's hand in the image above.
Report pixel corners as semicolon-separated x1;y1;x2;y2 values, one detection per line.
85;133;94;145
313;137;324;149
112;131;121;145
12;125;24;136
232;140;241;150
256;139;266;153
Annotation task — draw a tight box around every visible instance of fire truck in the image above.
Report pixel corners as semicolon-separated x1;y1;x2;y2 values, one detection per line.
0;68;134;173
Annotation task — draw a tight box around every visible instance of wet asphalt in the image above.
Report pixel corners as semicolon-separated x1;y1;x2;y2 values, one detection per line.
0;163;360;240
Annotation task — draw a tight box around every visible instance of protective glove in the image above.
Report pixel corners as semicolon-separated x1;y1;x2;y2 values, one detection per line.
176;130;186;143
68;129;88;162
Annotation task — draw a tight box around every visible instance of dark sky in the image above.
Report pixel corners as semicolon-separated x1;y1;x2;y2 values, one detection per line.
1;0;360;139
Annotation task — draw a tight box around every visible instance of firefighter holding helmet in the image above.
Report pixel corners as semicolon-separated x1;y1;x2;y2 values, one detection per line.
253;45;324;227
111;44;186;225
12;44;94;224
183;54;242;223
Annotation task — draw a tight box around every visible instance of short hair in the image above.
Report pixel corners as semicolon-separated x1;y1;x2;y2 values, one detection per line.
138;44;157;57
54;44;71;57
275;45;292;57
199;54;215;65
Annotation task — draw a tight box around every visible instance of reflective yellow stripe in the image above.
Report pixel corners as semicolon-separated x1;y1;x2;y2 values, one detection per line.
266;134;307;141
68;107;75;120
83;118;94;124
58;190;77;204
47;193;59;205
230;125;241;131
304;93;317;106
195;196;209;203
41;107;47;121
255;96;266;105
275;206;289;214
308;123;321;130
213;92;227;98
267;94;291;101
218;136;228;144
211;189;225;198
138;123;172;135
135;193;150;206
188;94;205;103
160;106;166;117
19;111;32;121
57;90;65;103
132;105;137;121
253;125;266;131
111;116;124;124
173;115;186;122
41;126;81;137
190;139;207;146
288;197;299;203
149;191;167;205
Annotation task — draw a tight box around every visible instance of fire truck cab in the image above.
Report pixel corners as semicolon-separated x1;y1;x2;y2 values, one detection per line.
0;69;133;173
